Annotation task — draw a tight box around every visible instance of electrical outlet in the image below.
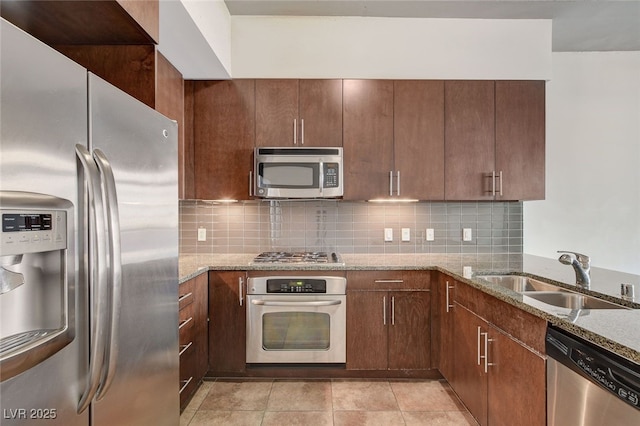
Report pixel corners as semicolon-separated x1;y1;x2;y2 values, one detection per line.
384;228;393;242
426;228;435;241
462;228;472;242
402;228;411;242
197;227;207;242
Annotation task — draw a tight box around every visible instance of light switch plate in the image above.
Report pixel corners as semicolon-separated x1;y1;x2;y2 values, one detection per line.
463;228;472;242
384;228;393;242
426;228;435;241
197;227;207;242
401;228;411;242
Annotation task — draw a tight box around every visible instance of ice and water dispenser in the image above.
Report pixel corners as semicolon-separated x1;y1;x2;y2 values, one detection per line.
0;191;75;381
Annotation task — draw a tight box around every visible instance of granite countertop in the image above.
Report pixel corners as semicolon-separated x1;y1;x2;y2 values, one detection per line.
179;253;640;364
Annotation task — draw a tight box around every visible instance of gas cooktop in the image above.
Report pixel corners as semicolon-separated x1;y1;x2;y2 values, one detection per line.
250;251;344;265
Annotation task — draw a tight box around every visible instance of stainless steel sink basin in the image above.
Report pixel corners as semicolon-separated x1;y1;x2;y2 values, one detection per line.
478;275;563;292
524;291;630;310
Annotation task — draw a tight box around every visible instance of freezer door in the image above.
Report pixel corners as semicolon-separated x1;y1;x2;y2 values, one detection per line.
0;19;88;426
87;73;179;426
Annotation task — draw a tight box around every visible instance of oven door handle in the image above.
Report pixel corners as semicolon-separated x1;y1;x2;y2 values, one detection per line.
250;299;342;307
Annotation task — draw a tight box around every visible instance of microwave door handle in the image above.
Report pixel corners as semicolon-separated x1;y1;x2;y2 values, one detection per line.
319;161;324;195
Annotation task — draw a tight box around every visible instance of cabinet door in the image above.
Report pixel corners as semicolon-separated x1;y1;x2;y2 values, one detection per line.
453;303;488;426
343;79;394;200
298;79;343;146
255;79;299;146
346;291;388;370
438;275;456;381
388;291;431;370
495;80;545;200
192;272;209;380
487;327;546;426
193;80;255;200
445;80;495;200
394;80;445;200
208;271;246;373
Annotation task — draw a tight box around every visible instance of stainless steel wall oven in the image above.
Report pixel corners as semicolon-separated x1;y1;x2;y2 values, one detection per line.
246;275;346;364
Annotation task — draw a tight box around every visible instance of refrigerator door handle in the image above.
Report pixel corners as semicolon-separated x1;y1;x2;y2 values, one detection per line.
92;149;122;401
75;145;110;414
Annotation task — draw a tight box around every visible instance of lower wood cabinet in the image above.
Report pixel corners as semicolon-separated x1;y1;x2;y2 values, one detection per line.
208;271;246;374
178;272;208;410
346;271;431;370
444;274;546;426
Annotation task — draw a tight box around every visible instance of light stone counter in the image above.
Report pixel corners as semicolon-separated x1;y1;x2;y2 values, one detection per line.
179;253;640;364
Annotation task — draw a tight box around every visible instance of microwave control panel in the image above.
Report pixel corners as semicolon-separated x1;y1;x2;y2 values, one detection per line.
323;163;340;188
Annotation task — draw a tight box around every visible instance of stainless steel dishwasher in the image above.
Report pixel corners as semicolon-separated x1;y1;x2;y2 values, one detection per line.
546;326;640;425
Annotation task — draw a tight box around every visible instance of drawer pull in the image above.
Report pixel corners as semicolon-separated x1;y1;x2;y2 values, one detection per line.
178;292;193;303
374;279;404;284
179;317;193;330
179;341;193;357
179;377;193;394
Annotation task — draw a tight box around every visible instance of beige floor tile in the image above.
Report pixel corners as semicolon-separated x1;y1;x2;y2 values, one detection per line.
184;381;215;412
334;410;406;426
179;408;196;426
267;380;333;411
390;380;466;412
188;410;264;426
199;381;273;411
332;381;399;411
403;411;479;426
262;410;334;426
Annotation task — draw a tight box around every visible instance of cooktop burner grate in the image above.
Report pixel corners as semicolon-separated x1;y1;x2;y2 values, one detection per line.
251;251;343;265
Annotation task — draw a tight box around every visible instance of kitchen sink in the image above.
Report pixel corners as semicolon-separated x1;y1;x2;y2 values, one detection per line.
478;275;564;292
524;291;630;310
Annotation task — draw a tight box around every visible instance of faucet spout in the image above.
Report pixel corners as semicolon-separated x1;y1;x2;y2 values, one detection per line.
558;251;591;289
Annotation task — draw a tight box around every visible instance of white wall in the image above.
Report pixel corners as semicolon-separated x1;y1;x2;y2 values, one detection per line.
158;0;232;79
231;16;551;79
524;52;640;274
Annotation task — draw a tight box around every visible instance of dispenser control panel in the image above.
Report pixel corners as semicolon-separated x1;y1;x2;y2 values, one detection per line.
1;210;67;255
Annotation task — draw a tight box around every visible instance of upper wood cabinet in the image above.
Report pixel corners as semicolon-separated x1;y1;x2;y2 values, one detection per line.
255;79;342;147
1;0;158;44
343;80;394;200
394;80;445;200
445;80;496;200
192;80;256;201
445;80;545;201
495;81;545;200
343;80;445;200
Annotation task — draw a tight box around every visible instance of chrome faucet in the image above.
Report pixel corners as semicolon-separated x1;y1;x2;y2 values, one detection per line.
558;251;591;289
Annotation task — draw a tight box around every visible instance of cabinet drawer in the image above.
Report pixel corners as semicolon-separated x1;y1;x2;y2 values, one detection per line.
179;280;195;310
179;302;195;346
347;270;430;290
179;342;198;408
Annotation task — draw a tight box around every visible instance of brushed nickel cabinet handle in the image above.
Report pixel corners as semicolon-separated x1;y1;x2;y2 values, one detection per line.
445;281;455;313
483;332;495;373
396;171;400;196
179;317;193;330
178;292;193;303
179;377;193;394
293;119;297;145
391;296;395;325
239;277;244;306
383;296;387;326
375;279;404;284
301;118;304;145
179;341;193;357
249;171;253;197
498;170;503;197
389;171;393;196
477;326;482;366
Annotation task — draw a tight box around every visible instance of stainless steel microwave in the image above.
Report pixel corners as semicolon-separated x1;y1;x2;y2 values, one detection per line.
253;147;343;199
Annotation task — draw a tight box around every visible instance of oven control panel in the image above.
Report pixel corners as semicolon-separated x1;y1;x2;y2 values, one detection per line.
267;279;327;293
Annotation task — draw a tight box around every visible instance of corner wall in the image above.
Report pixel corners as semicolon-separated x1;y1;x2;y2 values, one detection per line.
524;52;640;274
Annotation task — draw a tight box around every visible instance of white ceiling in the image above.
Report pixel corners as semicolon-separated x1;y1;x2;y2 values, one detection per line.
224;0;640;52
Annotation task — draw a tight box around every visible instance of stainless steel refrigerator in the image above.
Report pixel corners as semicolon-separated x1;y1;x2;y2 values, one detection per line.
0;18;179;425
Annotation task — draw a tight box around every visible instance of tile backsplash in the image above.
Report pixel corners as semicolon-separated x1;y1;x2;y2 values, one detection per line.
180;200;523;268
